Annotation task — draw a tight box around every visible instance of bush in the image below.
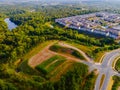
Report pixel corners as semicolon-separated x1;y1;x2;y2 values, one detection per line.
36;66;48;75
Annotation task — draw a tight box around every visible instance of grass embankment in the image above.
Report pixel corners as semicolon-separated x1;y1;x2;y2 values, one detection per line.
65;41;105;62
23;40;57;60
17;41;57;75
49;44;86;60
99;74;105;90
15;40;57;66
18;60;39;75
115;59;120;72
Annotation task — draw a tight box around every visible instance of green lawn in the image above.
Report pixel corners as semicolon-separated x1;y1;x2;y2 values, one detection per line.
115;59;120;72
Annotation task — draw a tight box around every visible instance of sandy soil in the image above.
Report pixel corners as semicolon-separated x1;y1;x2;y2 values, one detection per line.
28;44;56;68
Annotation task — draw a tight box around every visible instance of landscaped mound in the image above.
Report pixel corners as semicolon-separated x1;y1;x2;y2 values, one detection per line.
49;44;86;60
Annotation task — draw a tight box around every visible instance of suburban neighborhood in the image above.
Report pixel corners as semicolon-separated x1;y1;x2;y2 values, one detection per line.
56;12;120;39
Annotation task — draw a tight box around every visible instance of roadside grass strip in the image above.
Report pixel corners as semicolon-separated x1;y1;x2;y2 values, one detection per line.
115;59;120;72
99;74;105;90
107;77;114;90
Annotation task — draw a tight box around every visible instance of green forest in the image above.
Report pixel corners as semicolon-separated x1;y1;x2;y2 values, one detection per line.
0;2;120;90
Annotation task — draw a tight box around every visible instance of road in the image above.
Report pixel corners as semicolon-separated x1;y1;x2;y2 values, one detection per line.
58;42;120;90
93;49;120;90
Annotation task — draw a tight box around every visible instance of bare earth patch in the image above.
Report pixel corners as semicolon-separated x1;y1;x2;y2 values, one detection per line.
28;44;56;68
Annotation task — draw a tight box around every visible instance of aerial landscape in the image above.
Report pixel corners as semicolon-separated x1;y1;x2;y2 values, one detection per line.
0;0;120;90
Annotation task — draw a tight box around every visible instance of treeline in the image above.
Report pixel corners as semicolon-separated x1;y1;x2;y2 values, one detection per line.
0;21;116;63
0;5;118;63
9;5;99;25
0;59;96;90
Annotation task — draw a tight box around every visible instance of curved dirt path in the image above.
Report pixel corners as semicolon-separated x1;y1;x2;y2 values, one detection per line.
58;42;92;62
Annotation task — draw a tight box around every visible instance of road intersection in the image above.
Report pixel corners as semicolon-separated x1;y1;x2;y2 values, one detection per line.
83;49;120;90
58;42;120;90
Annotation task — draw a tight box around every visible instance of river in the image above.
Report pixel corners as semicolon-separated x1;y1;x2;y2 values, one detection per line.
4;18;18;30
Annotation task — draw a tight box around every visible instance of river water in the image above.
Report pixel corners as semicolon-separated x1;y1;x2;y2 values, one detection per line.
4;18;17;30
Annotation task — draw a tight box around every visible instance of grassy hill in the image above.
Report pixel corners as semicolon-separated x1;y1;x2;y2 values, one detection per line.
0;41;96;90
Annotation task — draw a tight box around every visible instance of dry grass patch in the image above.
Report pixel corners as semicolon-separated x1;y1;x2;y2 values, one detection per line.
99;74;105;90
107;77;114;90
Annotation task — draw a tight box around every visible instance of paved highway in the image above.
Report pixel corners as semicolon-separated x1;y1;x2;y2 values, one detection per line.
93;49;120;90
54;42;120;90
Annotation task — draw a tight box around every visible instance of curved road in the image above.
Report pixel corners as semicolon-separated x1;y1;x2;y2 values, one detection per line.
59;42;120;90
93;49;120;90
